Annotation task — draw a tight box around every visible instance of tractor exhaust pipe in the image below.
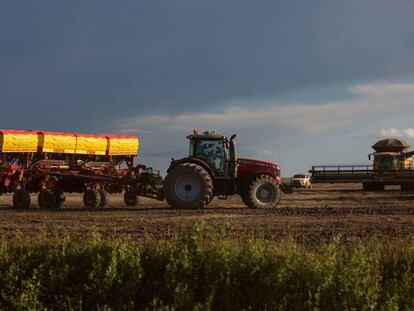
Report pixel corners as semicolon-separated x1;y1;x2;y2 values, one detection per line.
228;134;238;178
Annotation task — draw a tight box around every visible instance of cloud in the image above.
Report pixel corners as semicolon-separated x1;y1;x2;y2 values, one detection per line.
2;1;414;132
116;82;414;136
123;104;354;134
113;81;414;175
379;127;414;138
349;127;414;139
259;150;278;157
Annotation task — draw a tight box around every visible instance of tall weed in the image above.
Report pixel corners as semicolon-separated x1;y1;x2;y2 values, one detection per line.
0;225;414;310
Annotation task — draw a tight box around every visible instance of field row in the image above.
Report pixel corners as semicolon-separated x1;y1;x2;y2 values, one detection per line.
2;184;414;244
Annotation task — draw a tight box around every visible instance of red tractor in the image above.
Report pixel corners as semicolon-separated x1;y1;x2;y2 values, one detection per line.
164;130;282;209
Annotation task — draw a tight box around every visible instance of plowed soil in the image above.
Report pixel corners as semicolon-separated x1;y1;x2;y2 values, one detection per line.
2;184;414;243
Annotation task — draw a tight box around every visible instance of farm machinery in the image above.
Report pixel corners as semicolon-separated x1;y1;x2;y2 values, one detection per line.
0;129;282;209
310;138;414;191
0;129;142;209
164;130;282;209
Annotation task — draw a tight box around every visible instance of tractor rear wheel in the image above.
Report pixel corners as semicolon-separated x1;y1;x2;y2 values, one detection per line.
83;189;100;208
124;189;138;206
13;190;31;209
242;175;281;209
99;190;110;208
38;190;57;209
164;163;213;209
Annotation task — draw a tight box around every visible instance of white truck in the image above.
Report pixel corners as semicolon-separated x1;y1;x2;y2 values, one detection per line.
291;174;312;189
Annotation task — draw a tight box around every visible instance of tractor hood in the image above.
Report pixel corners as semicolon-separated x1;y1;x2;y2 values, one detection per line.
237;157;282;183
238;157;279;168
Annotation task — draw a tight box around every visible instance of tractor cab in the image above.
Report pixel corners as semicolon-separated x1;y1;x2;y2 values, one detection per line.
187;130;237;178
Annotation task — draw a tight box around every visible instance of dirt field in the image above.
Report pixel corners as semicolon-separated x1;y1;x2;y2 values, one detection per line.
2;183;414;243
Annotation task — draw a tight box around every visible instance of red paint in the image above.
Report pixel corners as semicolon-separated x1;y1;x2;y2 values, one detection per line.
237;157;281;184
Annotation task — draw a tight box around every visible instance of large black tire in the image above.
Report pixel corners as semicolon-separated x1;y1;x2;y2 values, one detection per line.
242;175;281;209
54;189;65;209
124;189;138;207
13;190;31;209
38;190;57;209
83;189;100;208
99;190;110;208
164;163;213;209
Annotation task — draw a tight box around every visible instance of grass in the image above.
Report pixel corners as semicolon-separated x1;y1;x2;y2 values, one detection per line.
1;224;414;310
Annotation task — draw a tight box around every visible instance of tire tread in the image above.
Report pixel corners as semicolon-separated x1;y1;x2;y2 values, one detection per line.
242;175;281;209
99;190;110;207
164;163;213;209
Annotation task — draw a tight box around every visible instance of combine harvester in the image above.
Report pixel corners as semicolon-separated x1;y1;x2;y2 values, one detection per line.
310;138;414;191
0;129;283;209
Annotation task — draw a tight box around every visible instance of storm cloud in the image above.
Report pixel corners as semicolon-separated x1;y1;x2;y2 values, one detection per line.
1;0;414;174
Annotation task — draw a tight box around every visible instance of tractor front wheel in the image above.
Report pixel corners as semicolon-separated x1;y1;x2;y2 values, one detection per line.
242;175;281;209
164;163;213;209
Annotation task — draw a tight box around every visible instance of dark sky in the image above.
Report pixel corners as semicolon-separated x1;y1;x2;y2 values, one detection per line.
1;1;414;174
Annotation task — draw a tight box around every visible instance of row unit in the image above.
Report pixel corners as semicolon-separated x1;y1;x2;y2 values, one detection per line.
0;129;139;156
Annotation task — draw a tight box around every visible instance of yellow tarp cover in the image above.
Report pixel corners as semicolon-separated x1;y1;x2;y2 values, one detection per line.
0;129;139;156
0;130;38;153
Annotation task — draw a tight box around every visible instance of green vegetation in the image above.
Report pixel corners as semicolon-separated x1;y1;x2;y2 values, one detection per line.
1;225;414;310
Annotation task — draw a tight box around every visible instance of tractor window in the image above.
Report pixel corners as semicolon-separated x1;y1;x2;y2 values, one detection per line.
194;139;225;175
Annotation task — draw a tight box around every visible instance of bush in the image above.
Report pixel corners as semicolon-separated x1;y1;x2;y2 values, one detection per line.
1;225;414;310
